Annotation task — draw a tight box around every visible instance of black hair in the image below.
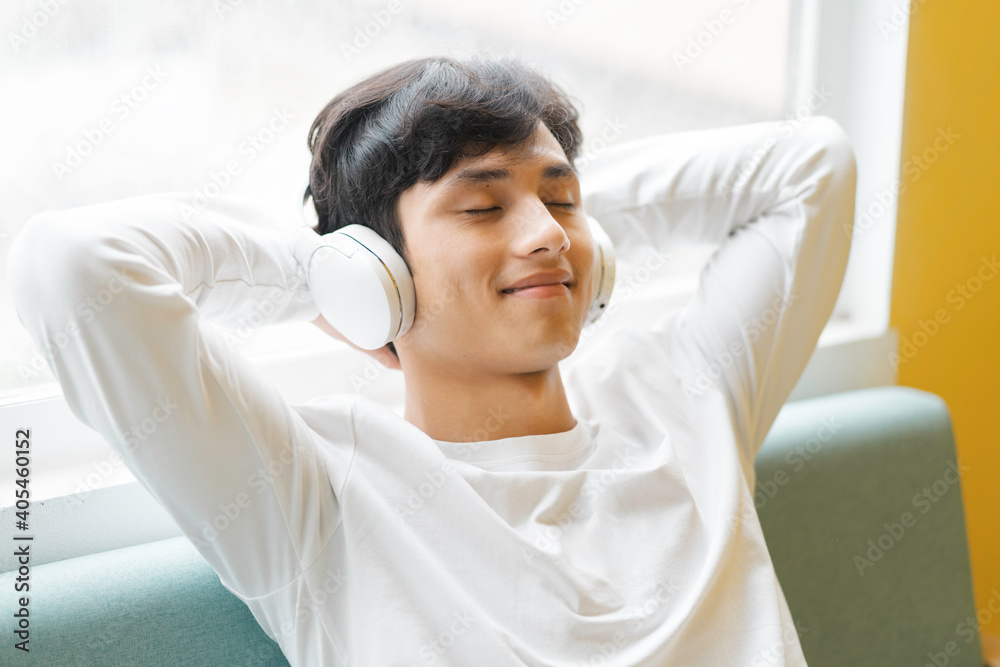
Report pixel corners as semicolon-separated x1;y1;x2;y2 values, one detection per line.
306;54;584;357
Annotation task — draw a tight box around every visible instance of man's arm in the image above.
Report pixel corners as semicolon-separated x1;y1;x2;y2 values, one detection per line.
581;115;857;468
6;193;354;599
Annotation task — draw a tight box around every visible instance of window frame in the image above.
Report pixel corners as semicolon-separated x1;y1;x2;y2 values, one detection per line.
0;0;907;566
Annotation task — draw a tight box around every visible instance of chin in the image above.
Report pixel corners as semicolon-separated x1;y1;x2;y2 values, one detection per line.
541;329;583;363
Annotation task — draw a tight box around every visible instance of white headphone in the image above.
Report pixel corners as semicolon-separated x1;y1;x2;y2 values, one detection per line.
293;180;615;350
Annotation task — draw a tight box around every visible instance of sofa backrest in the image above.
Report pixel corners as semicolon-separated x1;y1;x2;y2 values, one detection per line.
754;385;982;666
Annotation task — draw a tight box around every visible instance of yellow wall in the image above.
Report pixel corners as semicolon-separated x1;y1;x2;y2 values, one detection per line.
892;0;1000;644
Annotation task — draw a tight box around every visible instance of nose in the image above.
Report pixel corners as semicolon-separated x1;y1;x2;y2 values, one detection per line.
512;200;571;258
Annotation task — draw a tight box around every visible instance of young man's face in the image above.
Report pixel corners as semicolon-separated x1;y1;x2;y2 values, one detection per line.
393;120;596;377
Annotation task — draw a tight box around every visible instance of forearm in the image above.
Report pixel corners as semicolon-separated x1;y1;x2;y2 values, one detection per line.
6;191;320;448
6;193;342;597
10;192;319;336
579;116;852;264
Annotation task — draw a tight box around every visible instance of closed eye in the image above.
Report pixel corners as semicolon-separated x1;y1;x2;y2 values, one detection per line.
464;203;575;217
464;207;502;217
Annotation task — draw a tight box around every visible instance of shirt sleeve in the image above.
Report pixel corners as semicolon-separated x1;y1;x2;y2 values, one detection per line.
580;115;857;467
5;192;353;599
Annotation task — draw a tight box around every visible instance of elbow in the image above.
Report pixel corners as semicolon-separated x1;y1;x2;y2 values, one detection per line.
806;115;859;197
816;115;857;182
798;115;859;243
7;212;57;321
7;210;113;325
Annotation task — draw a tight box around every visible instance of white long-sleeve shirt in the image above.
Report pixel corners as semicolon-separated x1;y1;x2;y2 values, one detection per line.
7;115;856;666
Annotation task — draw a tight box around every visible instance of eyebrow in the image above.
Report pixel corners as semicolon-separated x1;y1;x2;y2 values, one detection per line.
442;161;579;192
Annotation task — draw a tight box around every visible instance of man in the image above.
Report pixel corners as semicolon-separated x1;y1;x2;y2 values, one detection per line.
7;54;856;665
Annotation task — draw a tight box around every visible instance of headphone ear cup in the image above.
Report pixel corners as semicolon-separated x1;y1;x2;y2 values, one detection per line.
295;224;416;351
585;215;616;325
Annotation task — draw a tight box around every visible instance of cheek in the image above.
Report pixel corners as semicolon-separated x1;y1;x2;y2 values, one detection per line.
410;240;501;326
413;271;479;329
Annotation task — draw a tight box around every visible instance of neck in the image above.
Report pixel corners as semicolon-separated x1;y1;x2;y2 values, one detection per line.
402;363;576;443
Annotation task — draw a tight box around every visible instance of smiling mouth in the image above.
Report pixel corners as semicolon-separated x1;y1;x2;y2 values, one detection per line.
501;281;571;294
501;283;571;297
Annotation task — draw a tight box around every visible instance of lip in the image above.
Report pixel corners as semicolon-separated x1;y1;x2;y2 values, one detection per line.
501;270;573;294
502;283;570;299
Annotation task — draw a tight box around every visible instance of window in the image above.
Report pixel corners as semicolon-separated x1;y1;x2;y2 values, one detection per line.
0;0;903;515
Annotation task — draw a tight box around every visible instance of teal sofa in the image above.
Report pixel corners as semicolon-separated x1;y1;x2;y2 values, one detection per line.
1;386;983;666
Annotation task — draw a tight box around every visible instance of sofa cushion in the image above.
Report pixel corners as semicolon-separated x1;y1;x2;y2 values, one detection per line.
754;385;982;666
3;385;981;666
11;535;289;666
